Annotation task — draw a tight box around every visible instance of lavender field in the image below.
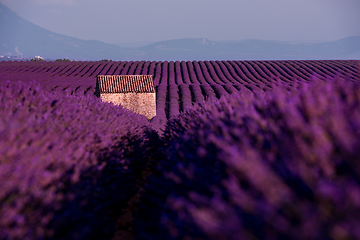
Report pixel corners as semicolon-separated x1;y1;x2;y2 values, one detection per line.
1;60;360;239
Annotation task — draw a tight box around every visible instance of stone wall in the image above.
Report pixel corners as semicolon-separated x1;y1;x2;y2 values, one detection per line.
100;93;156;119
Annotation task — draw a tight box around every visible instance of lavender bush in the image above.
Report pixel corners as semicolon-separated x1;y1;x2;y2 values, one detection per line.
134;76;360;240
1;60;359;239
0;81;159;239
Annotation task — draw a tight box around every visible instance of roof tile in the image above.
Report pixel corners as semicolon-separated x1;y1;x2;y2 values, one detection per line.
96;75;155;93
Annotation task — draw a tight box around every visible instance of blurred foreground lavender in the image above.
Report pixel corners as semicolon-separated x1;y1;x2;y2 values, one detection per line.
0;81;159;239
2;72;360;240
135;76;360;240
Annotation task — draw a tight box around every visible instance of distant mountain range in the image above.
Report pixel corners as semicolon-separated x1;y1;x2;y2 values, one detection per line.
1;2;360;61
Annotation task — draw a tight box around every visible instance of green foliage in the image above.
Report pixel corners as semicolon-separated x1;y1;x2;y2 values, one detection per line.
30;58;43;62
55;58;71;62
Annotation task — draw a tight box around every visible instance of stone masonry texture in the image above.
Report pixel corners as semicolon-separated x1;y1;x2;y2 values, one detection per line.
101;93;156;119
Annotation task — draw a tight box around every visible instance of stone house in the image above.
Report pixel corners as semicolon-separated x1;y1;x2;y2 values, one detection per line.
96;75;156;119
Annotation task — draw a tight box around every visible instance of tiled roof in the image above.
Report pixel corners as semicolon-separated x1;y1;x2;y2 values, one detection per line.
96;75;155;93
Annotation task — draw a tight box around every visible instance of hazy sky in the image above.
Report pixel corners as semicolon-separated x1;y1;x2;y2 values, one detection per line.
1;0;360;45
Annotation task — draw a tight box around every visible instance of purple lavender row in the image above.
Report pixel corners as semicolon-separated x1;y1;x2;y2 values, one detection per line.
190;84;204;103
186;61;198;84
273;61;308;80
215;60;238;84
135;76;360;239
147;61;156;76
192;61;207;84
79;61;102;77
156;83;167;116
117;61;132;75
222;84;239;94
267;61;300;83
337;60;360;76
245;60;273;86
320;60;350;77
206;60;226;83
180;61;191;84
58;61;87;76
4;60;357;82
304;60;337;77
227;61;255;84
110;61;126;75
76;61;97;76
134;61;145;75
1;60;358;92
315;60;358;80
251;61;285;84
3;60;357;83
179;84;193;111
160;61;168;85
152;61;162;86
151;79;168;134
292;60;325;80
174;61;183;85
205;61;222;84
98;61;118;75
0;81;158;239
168;84;180;118
198;61;216;84
168;61;176;85
238;61;271;86
221;61;245;84
200;84;217;100
211;84;229;98
141;61;151;75
65;62;90;76
126;61;137;75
